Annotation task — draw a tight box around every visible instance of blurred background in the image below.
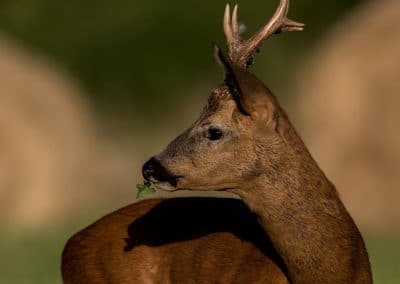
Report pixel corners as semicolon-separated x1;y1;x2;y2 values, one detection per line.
0;0;398;283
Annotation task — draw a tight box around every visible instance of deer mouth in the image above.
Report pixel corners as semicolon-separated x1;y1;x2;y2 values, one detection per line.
152;180;178;191
148;176;181;192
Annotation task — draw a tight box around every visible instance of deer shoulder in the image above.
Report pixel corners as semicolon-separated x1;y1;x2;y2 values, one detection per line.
62;198;288;284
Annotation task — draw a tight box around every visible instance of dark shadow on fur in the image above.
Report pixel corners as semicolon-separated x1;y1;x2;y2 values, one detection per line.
124;197;287;276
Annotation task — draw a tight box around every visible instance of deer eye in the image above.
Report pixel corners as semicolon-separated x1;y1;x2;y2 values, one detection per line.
207;128;223;141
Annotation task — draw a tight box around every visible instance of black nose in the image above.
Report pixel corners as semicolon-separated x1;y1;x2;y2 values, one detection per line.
142;157;157;181
142;157;175;183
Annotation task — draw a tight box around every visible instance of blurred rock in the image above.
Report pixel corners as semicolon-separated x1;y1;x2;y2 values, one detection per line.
0;36;101;229
295;0;400;231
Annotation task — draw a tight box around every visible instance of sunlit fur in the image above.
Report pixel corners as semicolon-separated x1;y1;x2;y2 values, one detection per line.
157;87;256;191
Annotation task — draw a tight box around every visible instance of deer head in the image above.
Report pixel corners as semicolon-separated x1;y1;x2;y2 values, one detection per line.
142;0;305;192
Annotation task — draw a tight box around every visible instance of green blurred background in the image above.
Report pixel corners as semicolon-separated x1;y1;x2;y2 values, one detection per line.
0;0;399;283
0;0;360;118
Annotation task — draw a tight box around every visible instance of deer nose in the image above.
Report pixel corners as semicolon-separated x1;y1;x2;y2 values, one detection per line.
142;157;157;181
142;157;173;182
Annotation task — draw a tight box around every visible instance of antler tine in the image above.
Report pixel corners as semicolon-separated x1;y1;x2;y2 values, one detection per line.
232;5;239;35
223;4;244;64
223;4;234;47
224;0;304;68
281;0;290;17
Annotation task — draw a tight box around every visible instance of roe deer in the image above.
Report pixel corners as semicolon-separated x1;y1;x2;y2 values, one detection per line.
62;1;372;283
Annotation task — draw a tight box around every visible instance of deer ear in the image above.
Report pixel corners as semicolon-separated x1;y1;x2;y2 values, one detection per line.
213;43;275;124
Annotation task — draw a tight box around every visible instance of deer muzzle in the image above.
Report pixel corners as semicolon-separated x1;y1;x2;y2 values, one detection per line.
142;157;179;191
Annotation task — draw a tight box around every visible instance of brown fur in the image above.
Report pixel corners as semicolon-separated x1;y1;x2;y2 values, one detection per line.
62;1;372;283
62;198;288;284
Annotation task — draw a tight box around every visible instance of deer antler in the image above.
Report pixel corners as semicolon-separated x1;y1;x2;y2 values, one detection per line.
224;0;304;68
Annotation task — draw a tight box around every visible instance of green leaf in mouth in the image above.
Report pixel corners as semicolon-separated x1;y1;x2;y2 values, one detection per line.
136;181;156;198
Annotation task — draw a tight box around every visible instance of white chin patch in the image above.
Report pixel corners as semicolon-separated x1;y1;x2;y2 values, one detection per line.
153;182;177;191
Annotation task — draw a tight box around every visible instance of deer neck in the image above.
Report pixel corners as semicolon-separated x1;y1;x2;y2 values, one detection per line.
230;127;372;283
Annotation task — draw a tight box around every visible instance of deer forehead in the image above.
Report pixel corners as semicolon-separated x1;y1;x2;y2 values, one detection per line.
197;97;238;128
